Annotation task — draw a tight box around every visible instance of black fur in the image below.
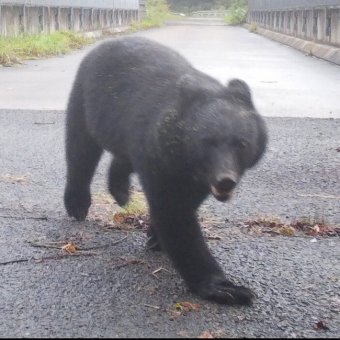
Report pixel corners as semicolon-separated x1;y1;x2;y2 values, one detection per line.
64;37;267;305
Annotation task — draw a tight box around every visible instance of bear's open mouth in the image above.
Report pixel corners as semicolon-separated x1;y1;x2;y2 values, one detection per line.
211;186;233;202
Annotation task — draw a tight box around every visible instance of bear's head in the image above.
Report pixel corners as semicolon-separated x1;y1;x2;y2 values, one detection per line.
174;75;268;202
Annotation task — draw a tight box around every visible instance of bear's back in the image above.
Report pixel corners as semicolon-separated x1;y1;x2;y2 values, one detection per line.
78;37;193;84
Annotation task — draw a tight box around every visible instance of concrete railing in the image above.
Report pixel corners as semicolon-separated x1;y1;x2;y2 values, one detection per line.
191;10;229;18
247;0;340;47
248;0;340;11
0;0;139;9
0;0;141;36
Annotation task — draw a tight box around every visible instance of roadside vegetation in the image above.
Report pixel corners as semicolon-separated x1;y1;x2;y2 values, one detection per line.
224;0;247;25
129;0;179;32
0;0;175;66
168;0;235;14
0;0;248;67
0;31;92;66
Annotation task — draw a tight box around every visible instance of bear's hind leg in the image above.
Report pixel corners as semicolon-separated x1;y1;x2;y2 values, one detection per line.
64;85;103;221
108;158;133;207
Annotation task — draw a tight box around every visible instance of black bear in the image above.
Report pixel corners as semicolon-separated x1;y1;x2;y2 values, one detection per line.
64;36;267;305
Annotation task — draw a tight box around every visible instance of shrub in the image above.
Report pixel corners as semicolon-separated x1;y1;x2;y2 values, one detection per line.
224;0;247;25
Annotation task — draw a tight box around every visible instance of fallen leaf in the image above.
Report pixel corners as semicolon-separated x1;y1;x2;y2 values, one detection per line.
278;226;295;236
198;331;214;338
61;243;77;253
180;301;200;311
178;330;189;338
315;320;330;331
313;224;320;233
174;302;183;311
243;218;339;238
169;307;182;320
213;330;227;337
171;301;200;318
113;212;126;224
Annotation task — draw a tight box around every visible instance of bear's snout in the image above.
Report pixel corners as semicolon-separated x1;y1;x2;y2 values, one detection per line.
217;176;237;192
211;174;238;202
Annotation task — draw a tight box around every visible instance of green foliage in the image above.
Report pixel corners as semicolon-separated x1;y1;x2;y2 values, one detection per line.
224;0;247;25
129;0;170;32
146;0;169;20
249;22;257;32
167;0;234;14
128;17;161;32
0;31;92;66
117;192;147;216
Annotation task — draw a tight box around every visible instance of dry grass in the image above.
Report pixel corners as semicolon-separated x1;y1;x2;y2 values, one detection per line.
0;31;92;66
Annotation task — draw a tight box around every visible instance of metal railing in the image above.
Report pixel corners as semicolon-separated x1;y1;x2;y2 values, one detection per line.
248;0;340;10
0;0;139;9
191;10;229;18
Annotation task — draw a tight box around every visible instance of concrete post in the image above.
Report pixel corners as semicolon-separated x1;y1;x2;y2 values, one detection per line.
0;2;142;37
80;8;84;31
70;8;74;31
21;5;26;33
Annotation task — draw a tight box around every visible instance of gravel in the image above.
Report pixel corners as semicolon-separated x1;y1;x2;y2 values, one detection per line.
0;109;339;338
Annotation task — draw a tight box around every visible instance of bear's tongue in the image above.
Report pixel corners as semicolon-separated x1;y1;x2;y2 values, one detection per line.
211;186;233;202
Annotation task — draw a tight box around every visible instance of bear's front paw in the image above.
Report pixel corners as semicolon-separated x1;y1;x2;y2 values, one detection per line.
193;275;255;305
64;188;91;221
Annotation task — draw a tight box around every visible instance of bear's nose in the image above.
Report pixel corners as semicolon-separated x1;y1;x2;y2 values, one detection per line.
216;176;237;193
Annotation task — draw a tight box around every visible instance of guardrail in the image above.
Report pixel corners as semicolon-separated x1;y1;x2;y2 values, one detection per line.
191;10;229;18
0;0;141;36
247;0;340;47
0;0;139;10
248;0;340;10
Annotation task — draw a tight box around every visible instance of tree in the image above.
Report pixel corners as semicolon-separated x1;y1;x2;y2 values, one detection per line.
167;0;234;13
146;0;169;18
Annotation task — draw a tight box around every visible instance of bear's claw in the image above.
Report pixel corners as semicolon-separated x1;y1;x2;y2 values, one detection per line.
193;276;255;305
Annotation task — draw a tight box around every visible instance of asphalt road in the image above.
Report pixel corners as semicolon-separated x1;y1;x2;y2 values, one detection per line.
1;24;340;118
0;23;339;338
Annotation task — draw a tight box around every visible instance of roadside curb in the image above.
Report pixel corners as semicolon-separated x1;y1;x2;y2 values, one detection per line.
244;24;340;66
82;26;130;39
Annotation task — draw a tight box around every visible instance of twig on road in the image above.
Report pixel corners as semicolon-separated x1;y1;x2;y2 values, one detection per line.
144;304;161;310
26;241;62;249
152;266;173;279
25;234;129;251
1;233;129;266
0;252;97;266
113;257;146;270
0;258;30;266
79;235;129;250
297;193;340;199
34;121;56;125
0;215;48;221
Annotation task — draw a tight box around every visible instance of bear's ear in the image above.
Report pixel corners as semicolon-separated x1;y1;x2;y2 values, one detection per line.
226;78;253;107
177;74;205;107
